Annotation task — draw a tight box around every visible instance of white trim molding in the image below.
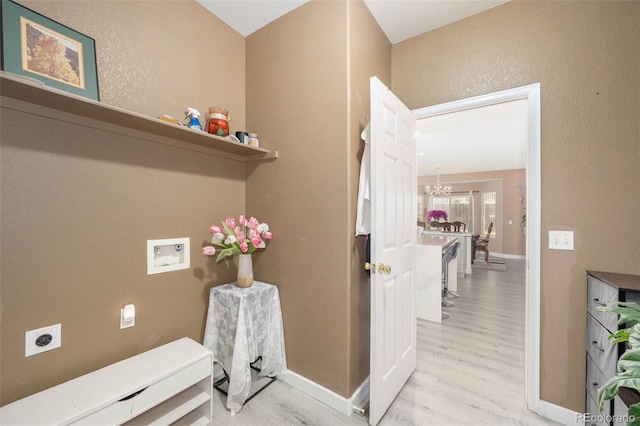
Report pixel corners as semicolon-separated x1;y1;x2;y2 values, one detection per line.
537;399;582;425
279;370;369;417
412;83;542;416
490;252;526;260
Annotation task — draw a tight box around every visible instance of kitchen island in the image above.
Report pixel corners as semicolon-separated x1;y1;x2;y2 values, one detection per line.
423;230;472;276
416;235;458;323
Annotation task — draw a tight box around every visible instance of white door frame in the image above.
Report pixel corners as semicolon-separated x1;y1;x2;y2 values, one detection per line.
411;83;542;412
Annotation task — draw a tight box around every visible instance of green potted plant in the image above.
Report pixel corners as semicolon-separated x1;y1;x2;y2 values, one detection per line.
597;302;640;425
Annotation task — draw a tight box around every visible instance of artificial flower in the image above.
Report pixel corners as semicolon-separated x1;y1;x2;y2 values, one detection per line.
203;214;273;261
427;209;448;222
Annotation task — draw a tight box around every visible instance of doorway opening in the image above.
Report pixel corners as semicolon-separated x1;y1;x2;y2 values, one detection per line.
411;83;541;412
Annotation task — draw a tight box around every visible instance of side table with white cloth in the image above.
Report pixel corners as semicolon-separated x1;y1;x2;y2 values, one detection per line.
203;281;287;415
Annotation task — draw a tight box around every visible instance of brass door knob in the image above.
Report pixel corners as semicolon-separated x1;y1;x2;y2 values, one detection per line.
364;262;376;274
378;264;391;275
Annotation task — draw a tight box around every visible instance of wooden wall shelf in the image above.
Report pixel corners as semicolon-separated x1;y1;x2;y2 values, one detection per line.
0;72;277;162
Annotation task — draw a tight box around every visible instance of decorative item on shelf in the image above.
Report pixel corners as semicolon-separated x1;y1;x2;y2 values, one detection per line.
1;0;99;101
248;133;260;148
157;115;183;126
184;107;203;131
424;167;451;196
426;209;448;230
206;107;229;137
235;131;249;144
202;215;272;288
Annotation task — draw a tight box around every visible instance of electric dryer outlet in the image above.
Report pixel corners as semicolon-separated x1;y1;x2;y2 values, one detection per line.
25;323;61;357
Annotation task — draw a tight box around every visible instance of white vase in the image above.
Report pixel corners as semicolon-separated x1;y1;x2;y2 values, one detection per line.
236;254;254;288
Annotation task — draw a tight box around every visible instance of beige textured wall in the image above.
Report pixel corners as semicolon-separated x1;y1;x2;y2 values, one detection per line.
393;1;640;411
245;0;390;396
0;1;246;404
245;0;351;396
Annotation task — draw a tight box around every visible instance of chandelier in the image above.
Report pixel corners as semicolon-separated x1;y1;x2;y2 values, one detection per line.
424;168;451;196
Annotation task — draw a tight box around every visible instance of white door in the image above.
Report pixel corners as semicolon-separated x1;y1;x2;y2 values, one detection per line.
369;76;417;425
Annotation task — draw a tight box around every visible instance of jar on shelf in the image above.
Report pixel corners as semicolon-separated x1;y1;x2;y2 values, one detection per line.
206;107;229;137
248;133;259;147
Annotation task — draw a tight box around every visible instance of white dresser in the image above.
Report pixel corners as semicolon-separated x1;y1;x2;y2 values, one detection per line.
0;337;213;425
586;271;640;426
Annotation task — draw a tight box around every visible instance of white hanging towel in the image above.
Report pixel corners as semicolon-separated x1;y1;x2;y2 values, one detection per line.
355;123;371;236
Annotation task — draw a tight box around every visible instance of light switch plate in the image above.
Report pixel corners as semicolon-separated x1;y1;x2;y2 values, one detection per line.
549;231;574;250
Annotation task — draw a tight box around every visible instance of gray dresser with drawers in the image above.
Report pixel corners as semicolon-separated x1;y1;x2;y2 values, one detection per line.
586;270;640;425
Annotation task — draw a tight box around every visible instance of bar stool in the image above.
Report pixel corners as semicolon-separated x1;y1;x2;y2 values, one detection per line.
445;241;461;299
441;241;461;320
440;243;456;318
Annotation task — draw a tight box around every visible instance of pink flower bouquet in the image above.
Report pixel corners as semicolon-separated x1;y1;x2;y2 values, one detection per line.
203;215;272;261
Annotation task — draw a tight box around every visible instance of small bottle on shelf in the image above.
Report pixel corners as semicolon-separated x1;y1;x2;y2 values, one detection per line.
248;133;259;147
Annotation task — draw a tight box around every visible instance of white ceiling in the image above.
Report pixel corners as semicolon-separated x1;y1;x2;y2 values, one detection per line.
196;0;509;44
196;0;524;177
417;99;527;177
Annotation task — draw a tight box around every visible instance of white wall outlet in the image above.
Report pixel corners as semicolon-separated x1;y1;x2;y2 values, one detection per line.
549;230;574;250
25;324;61;357
147;237;190;275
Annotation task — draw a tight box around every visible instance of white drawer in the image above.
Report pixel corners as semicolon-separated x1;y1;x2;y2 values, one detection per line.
587;314;618;378
71;357;211;425
69;396;134;425
131;357;211;417
587;275;618;332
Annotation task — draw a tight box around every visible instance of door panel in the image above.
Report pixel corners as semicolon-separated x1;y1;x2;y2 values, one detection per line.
369;76;417;425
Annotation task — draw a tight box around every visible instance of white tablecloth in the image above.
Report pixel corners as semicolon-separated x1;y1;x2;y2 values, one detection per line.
203;281;287;415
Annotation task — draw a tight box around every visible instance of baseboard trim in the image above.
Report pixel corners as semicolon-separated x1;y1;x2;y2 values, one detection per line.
351;376;370;414
279;369;369;416
537;399;581;425
490;252;526;260
280;370;573;425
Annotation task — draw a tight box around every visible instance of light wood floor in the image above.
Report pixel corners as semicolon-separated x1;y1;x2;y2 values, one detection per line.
211;259;560;425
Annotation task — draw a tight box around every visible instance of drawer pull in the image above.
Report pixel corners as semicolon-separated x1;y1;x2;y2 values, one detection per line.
592;382;599;388
592;298;607;307
118;387;147;401
591;340;605;352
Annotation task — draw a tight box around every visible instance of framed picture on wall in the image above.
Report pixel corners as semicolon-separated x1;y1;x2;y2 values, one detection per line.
1;0;99;100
